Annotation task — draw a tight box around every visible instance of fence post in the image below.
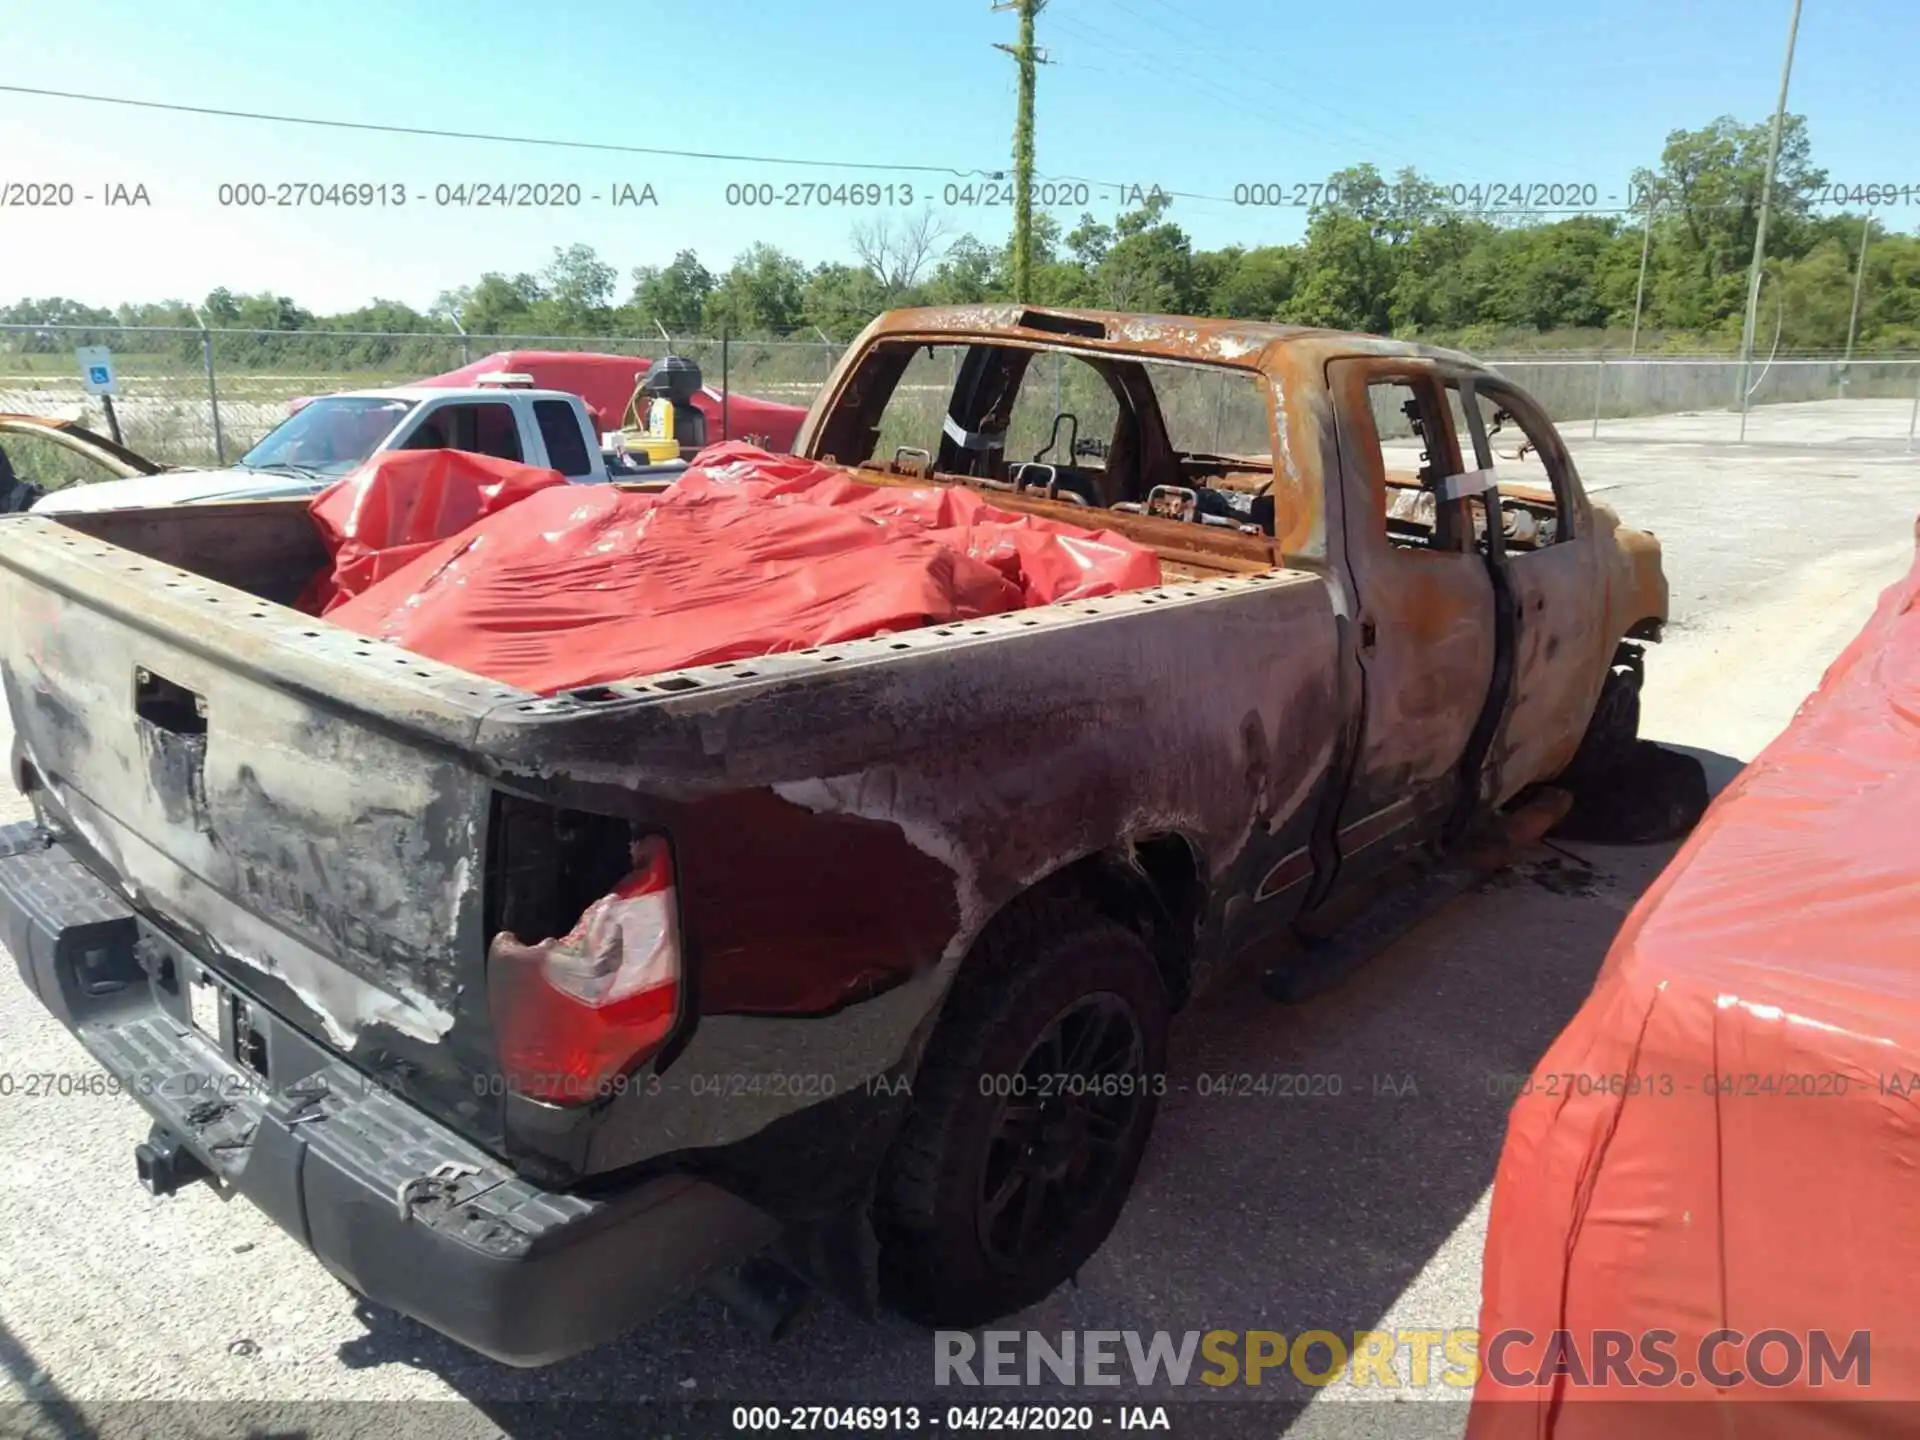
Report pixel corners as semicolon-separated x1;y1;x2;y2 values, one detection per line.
196;316;227;464
1590;355;1605;439
1628;186;1657;357
1842;210;1871;382
721;328;730;442
1908;370;1919;453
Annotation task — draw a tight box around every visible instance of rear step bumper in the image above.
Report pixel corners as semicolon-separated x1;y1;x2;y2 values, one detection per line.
0;821;779;1367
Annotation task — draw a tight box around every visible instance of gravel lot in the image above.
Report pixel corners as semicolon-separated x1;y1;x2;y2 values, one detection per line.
0;400;1915;1437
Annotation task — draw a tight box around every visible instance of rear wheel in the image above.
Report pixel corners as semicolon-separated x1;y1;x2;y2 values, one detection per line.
876;903;1169;1328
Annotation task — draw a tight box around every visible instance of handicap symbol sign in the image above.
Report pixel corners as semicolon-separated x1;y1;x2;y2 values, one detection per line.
75;345;119;396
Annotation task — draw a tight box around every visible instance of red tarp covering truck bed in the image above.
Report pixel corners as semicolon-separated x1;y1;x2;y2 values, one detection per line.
1470;518;1920;1437
313;444;1162;694
300;447;567;613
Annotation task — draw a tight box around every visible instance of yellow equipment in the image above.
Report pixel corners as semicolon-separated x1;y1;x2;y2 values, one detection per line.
617;391;682;465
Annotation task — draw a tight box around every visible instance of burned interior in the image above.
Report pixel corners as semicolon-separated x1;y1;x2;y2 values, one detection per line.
1370;373;1573;555
811;330;1286;576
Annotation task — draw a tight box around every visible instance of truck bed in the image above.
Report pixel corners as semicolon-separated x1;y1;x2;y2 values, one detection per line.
51;469;1284;599
1;486;1339;1173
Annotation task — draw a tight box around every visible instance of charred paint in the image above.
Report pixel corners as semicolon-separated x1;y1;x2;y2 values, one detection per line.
0;303;1670;1195
670;786;962;1015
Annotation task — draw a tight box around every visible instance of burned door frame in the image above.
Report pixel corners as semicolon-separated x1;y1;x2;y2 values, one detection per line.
1318;356;1501;892
1444;372;1609;804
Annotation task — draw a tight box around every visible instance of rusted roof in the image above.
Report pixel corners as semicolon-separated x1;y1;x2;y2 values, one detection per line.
864;305;1479;370
0;413;163;477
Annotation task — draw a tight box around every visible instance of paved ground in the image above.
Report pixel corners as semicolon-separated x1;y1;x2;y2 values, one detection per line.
1585;394;1918;450
0;405;1915;1437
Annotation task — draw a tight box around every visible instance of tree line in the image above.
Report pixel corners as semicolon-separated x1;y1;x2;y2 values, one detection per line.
4;115;1916;362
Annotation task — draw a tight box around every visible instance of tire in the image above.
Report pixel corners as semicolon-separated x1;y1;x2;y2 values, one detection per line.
875;901;1170;1328
1553;740;1711;844
1560;661;1641;788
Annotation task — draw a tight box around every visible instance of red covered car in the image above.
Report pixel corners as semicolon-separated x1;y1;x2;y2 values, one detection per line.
293;349;811;453
1471;517;1920;1435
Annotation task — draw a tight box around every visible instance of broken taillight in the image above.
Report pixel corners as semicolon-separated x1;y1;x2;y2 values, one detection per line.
487;835;681;1105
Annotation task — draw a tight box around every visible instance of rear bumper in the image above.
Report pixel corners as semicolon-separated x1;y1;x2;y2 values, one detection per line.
0;821;778;1366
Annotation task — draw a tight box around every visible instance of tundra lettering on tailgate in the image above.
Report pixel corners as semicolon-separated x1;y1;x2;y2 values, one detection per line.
235;857;453;1006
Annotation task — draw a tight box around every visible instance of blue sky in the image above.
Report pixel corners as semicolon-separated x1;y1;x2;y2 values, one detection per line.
1;0;1914;314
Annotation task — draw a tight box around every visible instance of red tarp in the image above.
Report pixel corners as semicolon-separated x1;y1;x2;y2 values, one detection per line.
319;443;1162;695
1470;518;1920;1436
409;350;810;451
298;448;568;614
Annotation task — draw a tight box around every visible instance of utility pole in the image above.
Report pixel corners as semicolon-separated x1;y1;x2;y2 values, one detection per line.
1843;209;1872;365
444;308;471;366
993;0;1049;303
1736;0;1803;440
1628;182;1658;357
188;303;227;465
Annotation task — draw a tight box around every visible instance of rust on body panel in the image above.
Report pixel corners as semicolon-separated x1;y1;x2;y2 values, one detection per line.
0;413;165;479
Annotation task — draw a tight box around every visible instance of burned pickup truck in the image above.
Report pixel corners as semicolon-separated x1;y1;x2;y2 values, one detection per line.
0;306;1665;1365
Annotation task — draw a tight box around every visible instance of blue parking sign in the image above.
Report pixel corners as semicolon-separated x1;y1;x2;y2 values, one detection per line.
75;345;119;396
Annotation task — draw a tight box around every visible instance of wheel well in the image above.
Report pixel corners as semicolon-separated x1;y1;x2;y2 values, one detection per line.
1610;639;1647;683
1013;835;1205;1009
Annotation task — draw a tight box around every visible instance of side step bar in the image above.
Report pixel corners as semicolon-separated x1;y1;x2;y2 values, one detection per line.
1264;787;1572;1003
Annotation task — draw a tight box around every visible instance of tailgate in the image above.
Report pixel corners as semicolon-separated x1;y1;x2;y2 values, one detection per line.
0;516;529;1140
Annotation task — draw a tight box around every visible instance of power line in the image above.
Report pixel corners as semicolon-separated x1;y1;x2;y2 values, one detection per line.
0;84;1000;179
1102;0;1507;165
1046;9;1555;192
1045;9;1475;175
1013;15;1867;222
0;82;1868;225
1056;1;1589;177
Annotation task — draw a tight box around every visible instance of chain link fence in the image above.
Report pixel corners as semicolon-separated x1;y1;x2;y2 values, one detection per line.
0;324;848;469
1486;356;1920;448
3;323;1916;470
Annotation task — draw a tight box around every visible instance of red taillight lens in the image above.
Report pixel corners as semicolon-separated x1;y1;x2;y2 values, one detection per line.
488;836;680;1105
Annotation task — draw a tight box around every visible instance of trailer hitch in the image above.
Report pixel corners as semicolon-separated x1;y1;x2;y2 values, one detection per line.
134;1125;215;1197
